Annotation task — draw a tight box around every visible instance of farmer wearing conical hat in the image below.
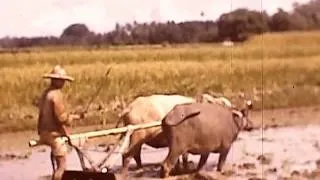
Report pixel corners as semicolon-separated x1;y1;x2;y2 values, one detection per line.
37;65;84;180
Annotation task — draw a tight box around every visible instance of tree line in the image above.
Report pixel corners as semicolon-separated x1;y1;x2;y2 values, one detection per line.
1;0;319;48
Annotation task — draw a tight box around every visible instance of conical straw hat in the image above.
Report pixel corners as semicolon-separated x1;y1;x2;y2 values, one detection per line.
42;65;74;82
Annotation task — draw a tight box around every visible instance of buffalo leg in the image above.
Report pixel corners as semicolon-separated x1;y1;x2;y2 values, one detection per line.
217;148;230;172
196;153;209;171
121;143;143;174
161;148;185;178
133;145;142;168
182;153;189;170
120;131;145;174
172;158;182;174
172;154;189;174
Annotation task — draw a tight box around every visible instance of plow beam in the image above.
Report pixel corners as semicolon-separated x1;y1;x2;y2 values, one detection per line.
29;121;162;147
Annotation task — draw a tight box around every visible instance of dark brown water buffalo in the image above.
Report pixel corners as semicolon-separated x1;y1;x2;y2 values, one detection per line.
160;100;253;178
112;94;233;174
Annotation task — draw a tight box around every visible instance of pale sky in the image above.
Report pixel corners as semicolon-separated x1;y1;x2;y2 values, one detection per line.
0;0;310;37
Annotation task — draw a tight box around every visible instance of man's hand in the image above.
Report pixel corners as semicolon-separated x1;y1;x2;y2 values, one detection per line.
71;111;87;120
78;111;87;119
70;107;88;120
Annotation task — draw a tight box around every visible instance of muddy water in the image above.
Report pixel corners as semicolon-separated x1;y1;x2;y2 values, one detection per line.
1;125;320;180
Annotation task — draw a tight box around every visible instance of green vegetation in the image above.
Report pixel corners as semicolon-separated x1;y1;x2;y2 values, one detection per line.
0;31;320;133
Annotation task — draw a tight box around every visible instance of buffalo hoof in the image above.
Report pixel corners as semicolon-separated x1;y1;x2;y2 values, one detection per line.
186;161;196;171
172;163;183;175
160;166;169;179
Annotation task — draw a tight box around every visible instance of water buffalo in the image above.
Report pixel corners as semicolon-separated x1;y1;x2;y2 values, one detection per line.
160;100;253;178
112;94;232;174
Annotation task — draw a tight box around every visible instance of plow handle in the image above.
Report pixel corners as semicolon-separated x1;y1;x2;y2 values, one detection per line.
28;136;69;147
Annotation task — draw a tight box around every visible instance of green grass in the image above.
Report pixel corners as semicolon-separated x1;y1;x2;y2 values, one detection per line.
0;31;320;133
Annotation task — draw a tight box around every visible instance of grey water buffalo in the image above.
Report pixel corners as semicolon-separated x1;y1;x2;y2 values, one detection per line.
160;100;253;178
112;94;232;174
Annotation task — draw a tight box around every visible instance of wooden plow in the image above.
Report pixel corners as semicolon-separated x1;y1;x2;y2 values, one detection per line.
28;121;162;179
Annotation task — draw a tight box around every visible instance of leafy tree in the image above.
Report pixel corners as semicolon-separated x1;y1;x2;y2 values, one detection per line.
292;0;320;29
1;0;320;48
60;23;93;45
217;8;269;42
61;23;90;38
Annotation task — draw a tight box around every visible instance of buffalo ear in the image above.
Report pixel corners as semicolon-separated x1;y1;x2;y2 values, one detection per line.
164;106;201;126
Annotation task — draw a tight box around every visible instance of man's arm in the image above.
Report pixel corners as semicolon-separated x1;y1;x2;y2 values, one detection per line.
51;93;80;126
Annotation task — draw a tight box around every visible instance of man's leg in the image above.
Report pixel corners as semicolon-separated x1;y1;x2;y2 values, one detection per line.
39;133;58;177
51;136;68;180
52;155;66;180
50;150;56;173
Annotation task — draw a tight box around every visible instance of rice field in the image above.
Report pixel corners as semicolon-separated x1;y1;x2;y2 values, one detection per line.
0;30;319;133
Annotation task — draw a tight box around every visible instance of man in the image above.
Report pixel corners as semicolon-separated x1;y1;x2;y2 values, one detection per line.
37;65;85;180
